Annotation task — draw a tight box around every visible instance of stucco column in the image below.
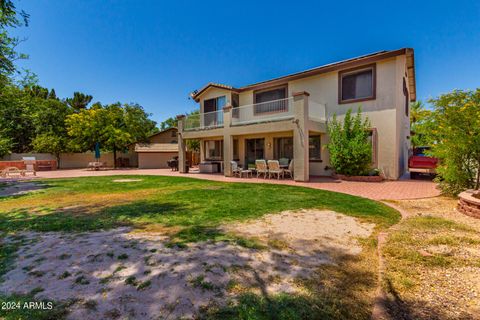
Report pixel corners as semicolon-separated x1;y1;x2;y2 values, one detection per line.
222;105;233;176
176;114;187;173
292;91;310;182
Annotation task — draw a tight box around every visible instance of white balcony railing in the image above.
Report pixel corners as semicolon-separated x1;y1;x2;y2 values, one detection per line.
231;97;294;126
308;100;327;122
184;109;224;131
183;97;326;131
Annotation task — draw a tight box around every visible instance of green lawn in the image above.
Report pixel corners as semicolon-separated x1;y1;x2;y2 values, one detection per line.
0;175;399;234
0;175;400;320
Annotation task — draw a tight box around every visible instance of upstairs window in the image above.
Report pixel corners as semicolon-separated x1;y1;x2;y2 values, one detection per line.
339;65;376;104
253;86;287;114
403;77;409;116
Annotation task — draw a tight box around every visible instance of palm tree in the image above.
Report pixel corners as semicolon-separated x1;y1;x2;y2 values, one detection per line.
410;101;432;148
66;92;93;111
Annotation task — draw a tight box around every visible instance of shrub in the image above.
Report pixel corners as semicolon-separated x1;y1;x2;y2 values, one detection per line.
428;89;480;195
327;108;373;176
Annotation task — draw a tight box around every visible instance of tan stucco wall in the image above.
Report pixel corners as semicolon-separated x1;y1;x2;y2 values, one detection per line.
138;152;177;169
191;55;411;179
287;58;400;178
150;129;178;144
59;151;137;168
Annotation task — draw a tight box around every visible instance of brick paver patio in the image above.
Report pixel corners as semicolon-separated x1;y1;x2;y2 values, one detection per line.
33;168;440;200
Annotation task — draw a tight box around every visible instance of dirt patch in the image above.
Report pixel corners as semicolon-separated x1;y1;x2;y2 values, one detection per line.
224;209;375;256
0;210;373;319
0;181;46;197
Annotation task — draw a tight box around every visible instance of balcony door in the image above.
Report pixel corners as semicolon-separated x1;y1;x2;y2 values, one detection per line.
253;86;287;114
245;138;264;167
203;96;226;127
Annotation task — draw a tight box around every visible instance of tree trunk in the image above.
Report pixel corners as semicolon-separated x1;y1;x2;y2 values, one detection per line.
113;147;117;169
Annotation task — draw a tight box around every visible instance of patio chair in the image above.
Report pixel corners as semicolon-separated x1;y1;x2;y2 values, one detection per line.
231;161;252;178
279;158;289;167
284;159;294;179
24;162;36;176
267;160;284;179
255;160;268;179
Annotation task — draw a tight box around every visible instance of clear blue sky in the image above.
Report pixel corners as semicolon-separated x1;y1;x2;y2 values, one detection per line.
12;0;480;125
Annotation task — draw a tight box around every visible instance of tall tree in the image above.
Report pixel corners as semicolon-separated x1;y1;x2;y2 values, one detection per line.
66;92;93;111
66;103;157;167
410;101;433;148
0;0;29;82
429;89;480;194
0;84;36;152
31;98;73;166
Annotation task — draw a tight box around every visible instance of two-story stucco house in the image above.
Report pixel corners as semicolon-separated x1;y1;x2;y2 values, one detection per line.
176;48;416;181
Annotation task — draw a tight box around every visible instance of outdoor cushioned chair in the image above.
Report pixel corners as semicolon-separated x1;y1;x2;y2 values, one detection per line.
255;160;268;179
283;159;294;179
279;158;289;167
231;161;252;178
267;160;284;179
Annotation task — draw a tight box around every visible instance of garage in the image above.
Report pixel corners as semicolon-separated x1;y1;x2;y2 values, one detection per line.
137;151;178;169
135;128;179;169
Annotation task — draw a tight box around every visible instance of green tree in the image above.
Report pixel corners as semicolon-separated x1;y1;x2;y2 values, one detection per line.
327;108;373;176
410;101;434;148
66;92;93;111
66;103;157;167
0;135;11;157
31;98;73;166
429;89;480;194
0;0;29;82
0;84;35;152
159;116;178;130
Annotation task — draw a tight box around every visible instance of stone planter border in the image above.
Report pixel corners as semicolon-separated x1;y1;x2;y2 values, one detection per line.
333;173;384;182
457;190;480;219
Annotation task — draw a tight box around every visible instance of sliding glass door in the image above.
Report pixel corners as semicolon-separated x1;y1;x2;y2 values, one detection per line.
245;138;264;167
203;96;225;127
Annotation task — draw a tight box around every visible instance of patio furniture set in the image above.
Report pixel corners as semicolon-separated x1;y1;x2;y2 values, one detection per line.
231;159;294;179
87;162;106;171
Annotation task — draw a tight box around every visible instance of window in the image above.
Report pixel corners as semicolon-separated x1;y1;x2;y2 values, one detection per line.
274;137;293;160
171;130;177;137
339;65;376;103
203;96;225;126
205;140;223;160
253;86;287;114
309;136;321;161
403;78;409;116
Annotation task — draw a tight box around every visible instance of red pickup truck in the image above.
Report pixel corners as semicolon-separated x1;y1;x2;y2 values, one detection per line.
408;147;438;179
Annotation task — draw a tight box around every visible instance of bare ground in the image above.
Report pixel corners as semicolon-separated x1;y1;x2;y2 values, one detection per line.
0;209;374;319
383;197;480;320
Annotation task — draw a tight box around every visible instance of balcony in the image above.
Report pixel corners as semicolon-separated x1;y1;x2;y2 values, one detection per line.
232;97;294;126
184;110;224;131
183;97;326;131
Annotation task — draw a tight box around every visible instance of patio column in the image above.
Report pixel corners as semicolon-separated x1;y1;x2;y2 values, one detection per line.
176;114;187;173
222;104;233;177
292;91;310;182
